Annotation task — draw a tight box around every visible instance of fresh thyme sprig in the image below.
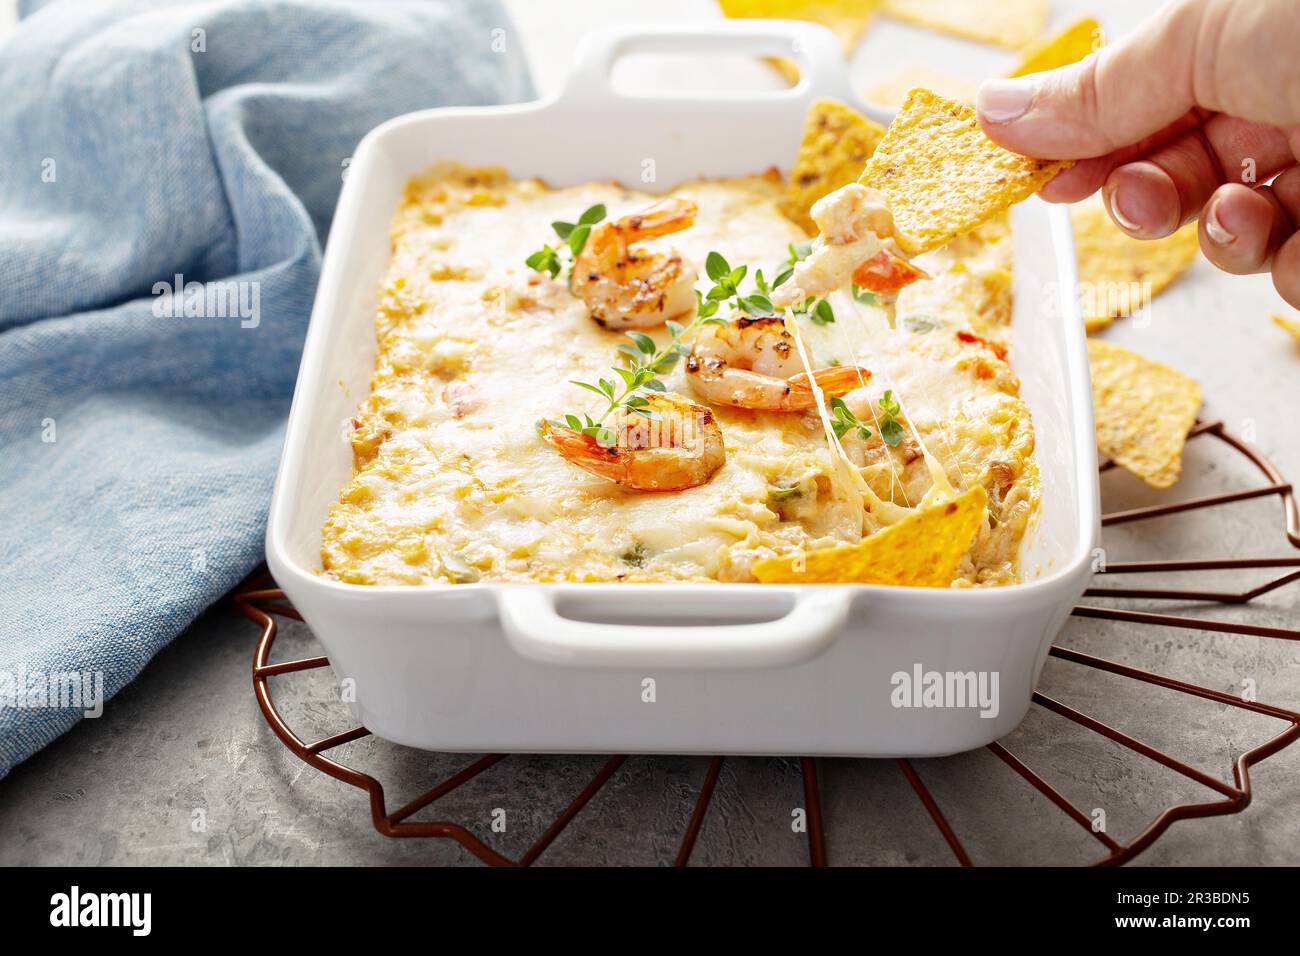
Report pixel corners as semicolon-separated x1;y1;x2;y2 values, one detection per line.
772;240;880;325
878;389;905;447
773;241;813;289
706;252;775;316
829;397;872;442
829;391;904;448
550;412;619;449
540;230;896;450
524;203;607;278
550;251;781;442
543;326;685;446
566;358;666;428
804;298;836;325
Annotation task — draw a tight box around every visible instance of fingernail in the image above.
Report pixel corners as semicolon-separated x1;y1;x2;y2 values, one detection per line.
1205;198;1235;245
1104;163;1181;238
1105;182;1142;234
978;79;1035;123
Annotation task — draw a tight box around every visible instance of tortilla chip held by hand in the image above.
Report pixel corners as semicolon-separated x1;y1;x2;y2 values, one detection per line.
859;89;1072;256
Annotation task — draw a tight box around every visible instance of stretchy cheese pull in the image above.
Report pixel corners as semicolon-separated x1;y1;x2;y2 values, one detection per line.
781;308;913;531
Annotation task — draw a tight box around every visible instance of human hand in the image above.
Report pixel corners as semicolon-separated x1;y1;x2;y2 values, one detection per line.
976;0;1300;307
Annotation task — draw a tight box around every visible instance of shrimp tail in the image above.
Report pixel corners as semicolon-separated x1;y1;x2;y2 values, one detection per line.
542;388;728;493
852;249;929;294
631;199;698;239
573;198;700;330
539;420;625;483
783;367;872;409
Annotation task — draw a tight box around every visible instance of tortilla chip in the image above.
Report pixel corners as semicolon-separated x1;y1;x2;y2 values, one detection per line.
882;0;1046;48
1271;313;1300;343
719;0;880;82
753;484;988;585
1009;16;1104;77
1088;340;1201;489
1072;197;1201;332
781;99;887;234
864;64;977;110
859;88;1072;256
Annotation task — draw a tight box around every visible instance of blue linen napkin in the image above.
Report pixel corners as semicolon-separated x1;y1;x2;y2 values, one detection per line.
0;0;534;777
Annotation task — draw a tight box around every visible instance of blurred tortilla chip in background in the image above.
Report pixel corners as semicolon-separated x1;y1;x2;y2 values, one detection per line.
753;484;988;585
1271;313;1300;344
864;64;976;110
1009;15;1104;76
1072;196;1201;333
781;98;886;233
718;0;881;82
880;0;1047;48
860;88;1072;255
1088;339;1202;489
862;17;1103;112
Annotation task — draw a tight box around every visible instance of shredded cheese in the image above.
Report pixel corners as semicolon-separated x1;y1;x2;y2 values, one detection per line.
835;291;957;506
784;286;960;540
780;307;911;530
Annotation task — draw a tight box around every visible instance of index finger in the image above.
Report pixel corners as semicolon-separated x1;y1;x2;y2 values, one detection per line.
1036;110;1207;203
977;3;1203;159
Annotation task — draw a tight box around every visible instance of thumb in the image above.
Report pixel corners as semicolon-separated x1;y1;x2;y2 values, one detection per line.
977;0;1207;159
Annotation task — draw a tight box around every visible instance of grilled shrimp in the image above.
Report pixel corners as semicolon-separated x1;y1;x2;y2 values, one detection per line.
570;198;699;330
773;183;927;305
539;393;724;492
851;247;931;294
684;317;871;411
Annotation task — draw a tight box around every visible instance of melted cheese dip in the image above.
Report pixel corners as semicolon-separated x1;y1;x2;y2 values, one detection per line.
320;164;1039;586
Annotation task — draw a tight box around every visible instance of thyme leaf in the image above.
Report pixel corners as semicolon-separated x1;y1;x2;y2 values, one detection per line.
829;397;871;442
526;204;607;277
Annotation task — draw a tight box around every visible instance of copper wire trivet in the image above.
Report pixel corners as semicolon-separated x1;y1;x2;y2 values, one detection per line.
234;420;1300;866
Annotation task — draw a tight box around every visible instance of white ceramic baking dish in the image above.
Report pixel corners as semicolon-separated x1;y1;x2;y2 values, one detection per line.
266;20;1098;758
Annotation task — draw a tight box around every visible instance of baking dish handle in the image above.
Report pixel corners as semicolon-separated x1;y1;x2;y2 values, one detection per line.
560;19;860;108
497;588;853;670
